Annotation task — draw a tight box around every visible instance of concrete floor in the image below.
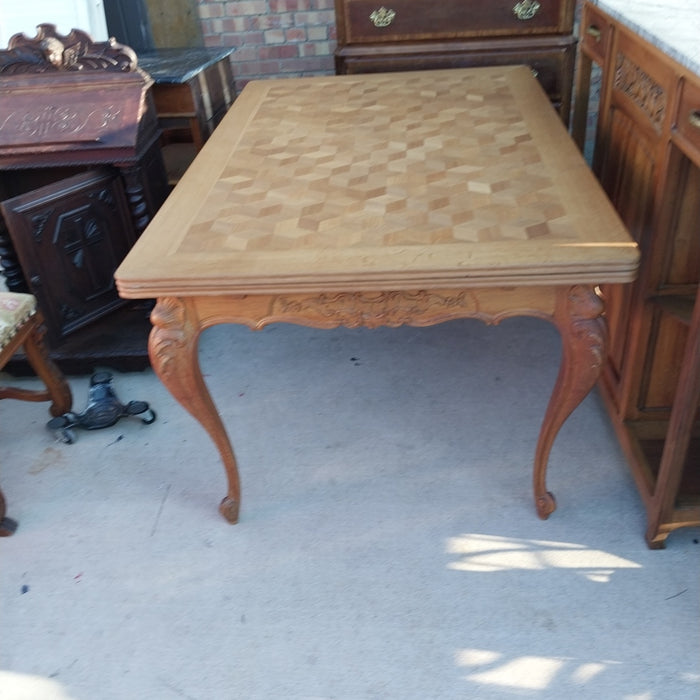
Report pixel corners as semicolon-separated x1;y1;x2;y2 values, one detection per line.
1;317;698;699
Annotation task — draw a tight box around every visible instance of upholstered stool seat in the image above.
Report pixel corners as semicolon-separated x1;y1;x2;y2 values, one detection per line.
0;293;38;347
0;292;72;536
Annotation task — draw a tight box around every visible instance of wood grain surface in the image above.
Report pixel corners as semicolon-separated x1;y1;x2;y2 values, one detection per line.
116;66;638;297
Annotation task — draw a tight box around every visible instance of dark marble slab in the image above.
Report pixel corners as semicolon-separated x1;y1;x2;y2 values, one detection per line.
137;47;234;84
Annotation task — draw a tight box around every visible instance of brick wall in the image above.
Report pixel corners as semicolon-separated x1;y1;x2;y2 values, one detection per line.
197;0;337;91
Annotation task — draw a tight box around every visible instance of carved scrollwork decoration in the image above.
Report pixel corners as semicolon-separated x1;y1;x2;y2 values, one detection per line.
7;104;120;141
272;290;480;329
149;297;188;380
90;187;117;210
120;166;151;235
30;211;52;243
565;284;606;371
614;53;667;130
0;24;138;74
532;285;607;521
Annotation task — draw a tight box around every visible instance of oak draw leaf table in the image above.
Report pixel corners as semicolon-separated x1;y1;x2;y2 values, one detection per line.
115;66;639;524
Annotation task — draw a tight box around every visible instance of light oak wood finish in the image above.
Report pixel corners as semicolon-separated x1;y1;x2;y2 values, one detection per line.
116;66;638;524
573;3;700;547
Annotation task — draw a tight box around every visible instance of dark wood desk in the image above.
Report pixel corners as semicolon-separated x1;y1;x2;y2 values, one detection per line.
116;67;639;524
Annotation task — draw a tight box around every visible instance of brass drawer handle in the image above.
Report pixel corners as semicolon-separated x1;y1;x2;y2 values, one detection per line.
513;0;541;20
689;110;700;129
370;7;396;27
586;25;602;41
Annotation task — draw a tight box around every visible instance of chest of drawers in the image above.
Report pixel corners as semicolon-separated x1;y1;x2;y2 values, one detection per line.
334;0;577;122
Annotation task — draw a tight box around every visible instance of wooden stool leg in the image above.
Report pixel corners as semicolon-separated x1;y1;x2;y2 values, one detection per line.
0;311;71;537
22;313;72;416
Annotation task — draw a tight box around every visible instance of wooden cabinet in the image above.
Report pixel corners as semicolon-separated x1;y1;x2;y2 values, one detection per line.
573;3;700;548
138;48;236;185
0;25;169;373
138;48;236;151
1;170;138;346
334;0;577;123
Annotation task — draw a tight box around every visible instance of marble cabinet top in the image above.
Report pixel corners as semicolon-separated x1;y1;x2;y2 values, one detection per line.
137;48;234;84
591;1;700;75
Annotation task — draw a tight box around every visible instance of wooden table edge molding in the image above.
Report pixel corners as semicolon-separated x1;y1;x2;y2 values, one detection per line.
115;69;638;295
115;66;639;526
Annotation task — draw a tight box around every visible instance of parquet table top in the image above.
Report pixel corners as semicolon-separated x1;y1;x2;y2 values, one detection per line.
116;65;638;295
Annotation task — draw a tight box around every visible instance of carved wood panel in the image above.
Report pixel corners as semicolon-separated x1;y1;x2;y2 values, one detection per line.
0;168;136;344
596;103;656;401
0;24;137;74
613;52;667;133
638;151;700;412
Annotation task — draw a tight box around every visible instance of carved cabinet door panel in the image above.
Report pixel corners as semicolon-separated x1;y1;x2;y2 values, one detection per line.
0;168;137;344
595;31;675;420
596;101;658;406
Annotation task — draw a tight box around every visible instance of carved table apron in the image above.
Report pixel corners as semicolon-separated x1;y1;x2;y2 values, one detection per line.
115;67;639;524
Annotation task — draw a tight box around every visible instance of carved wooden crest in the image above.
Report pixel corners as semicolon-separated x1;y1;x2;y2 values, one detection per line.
0;23;137;75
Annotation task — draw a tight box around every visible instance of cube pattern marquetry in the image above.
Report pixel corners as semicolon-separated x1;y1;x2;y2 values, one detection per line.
179;70;576;255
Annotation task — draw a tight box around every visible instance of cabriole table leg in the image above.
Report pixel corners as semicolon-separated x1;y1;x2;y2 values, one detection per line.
149;297;241;523
533;285;607;519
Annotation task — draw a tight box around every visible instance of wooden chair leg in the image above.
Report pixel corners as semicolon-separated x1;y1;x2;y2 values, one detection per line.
20;313;72;416
0;486;18;536
0;311;72;536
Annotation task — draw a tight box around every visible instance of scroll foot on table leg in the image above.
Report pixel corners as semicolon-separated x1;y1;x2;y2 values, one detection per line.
149;297;241;523
536;492;556;519
534;285;607;519
219;496;240;524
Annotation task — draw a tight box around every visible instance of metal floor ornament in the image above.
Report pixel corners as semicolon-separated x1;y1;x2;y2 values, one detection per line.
47;371;155;443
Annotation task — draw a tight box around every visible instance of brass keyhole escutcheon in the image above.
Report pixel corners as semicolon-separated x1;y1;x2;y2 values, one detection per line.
513;0;541;21
370;7;396;28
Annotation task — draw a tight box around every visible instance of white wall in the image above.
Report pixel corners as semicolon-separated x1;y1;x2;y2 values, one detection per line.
0;0;107;48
